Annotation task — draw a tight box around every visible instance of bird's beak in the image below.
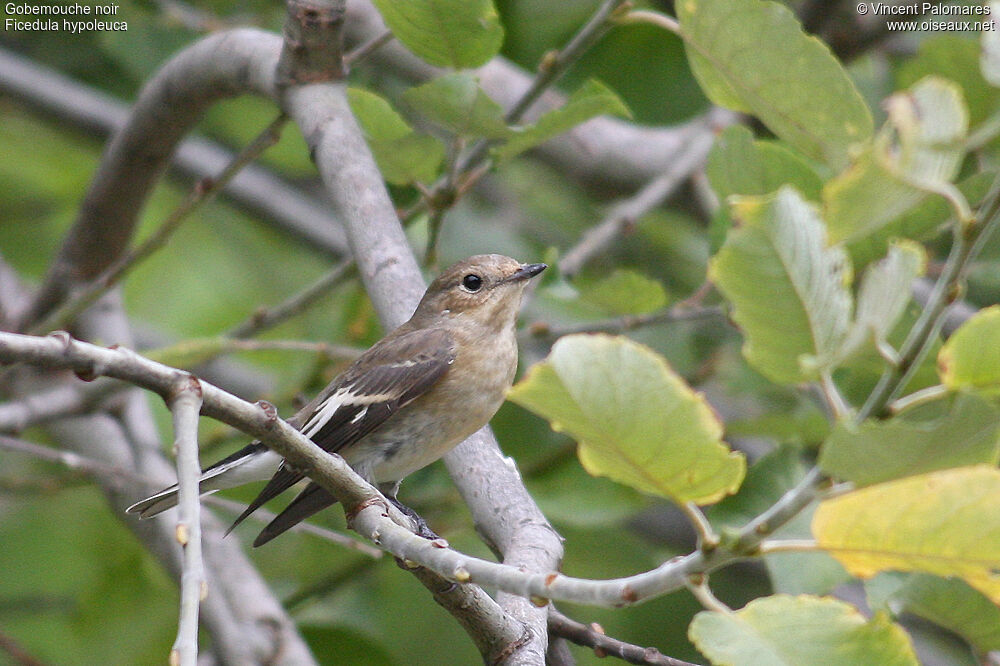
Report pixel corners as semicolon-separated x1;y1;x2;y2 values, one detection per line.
510;263;547;282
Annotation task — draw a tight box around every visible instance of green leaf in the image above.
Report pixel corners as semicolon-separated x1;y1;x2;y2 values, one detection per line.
707;125;823;202
508;334;745;504
835;240;925;363
689;595;917;666
835;303;943;407
579;269;668;315
899;35;1000;127
707;126;825;253
939;305;1000;392
724;409;830;447
402;73;511;139
676;0;873;169
493;80;631;161
529;463;648;528
819;394;1000;487
868;573;1000;654
709;446;805;530
845;171;995;269
813;465;1000;605
709;186;852;384
370;0;503;69
823;77;968;244
348;88;444;185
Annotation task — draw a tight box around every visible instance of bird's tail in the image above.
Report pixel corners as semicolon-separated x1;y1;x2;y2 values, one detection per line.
126;443;280;518
252;482;338;547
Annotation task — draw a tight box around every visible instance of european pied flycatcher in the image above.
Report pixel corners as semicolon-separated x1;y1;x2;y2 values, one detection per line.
128;255;546;545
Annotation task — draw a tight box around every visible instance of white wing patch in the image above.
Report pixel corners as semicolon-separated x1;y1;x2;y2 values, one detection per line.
301;387;395;438
302;388;348;438
350;406;369;424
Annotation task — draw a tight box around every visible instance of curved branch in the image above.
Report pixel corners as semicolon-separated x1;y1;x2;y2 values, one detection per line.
0;331;798;610
18;29;287;330
0;46;348;260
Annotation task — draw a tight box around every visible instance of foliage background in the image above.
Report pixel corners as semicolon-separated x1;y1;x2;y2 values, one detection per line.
1;0;999;664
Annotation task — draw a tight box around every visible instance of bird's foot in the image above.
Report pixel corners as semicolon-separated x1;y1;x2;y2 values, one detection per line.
388;497;441;540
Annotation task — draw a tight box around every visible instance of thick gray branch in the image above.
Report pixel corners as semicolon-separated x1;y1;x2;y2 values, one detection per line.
283;81;563;663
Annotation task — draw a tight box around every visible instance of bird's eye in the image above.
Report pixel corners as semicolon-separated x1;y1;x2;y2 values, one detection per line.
461;274;483;292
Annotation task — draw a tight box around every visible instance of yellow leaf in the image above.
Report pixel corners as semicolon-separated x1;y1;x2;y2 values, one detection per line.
813;465;1000;604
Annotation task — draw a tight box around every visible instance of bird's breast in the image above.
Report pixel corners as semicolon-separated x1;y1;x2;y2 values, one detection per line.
347;326;518;484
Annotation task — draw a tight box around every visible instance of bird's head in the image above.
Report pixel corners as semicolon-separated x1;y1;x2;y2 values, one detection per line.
414;254;547;324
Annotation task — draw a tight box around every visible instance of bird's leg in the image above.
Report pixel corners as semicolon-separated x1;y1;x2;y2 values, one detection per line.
386;495;441;540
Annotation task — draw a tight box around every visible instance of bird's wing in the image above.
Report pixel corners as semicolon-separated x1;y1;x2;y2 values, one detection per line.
227;327;455;534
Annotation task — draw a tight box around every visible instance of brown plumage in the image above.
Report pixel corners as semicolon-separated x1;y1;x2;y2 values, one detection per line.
127;255;545;545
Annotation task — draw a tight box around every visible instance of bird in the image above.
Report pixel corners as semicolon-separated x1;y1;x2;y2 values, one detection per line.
127;254;546;546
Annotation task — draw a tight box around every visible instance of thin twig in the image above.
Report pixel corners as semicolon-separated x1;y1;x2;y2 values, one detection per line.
684;574;731;614
527;304;724;340
0;434;111;477
757;539;820;555
887;384;949;415
169;376;205;666
343;29;393;66
618;9;681;35
406;0;627;228
282;557;381;611
28;115;289;336
820;373;850;420
226;258;356;339
547;607;702;666
0;432;381;555
204;496;382;557
0;379;123;433
145;337;364;369
559;121;718;277
0;628;48;666
680;502;719;550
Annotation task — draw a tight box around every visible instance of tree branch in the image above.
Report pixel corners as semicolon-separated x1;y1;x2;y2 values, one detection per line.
169;376;206;666
342;0;737;193
527;304;724;340
558;112;724;277
19;290;317;664
0;331;849;609
276;4;546;657
27;114;289;336
282;68;566;666
16;29;287;330
548;607;702;666
0;46;348;260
